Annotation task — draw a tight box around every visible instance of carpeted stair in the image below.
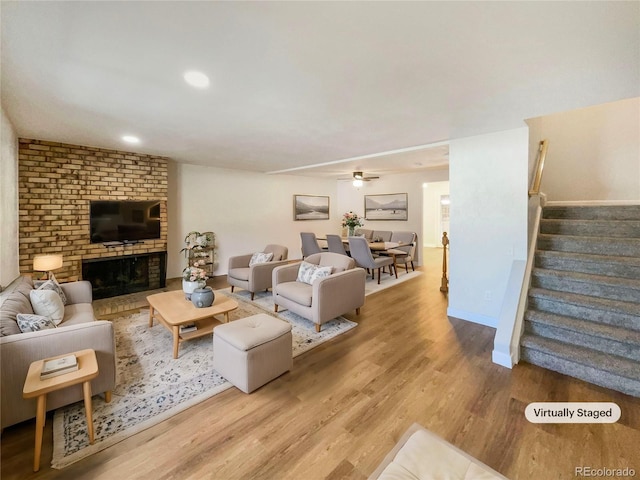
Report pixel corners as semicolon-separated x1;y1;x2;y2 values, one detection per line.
520;205;640;397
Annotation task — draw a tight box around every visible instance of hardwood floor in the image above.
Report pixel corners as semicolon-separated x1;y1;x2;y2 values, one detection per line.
2;248;639;479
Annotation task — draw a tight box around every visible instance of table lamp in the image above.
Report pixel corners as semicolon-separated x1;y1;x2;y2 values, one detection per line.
33;254;63;280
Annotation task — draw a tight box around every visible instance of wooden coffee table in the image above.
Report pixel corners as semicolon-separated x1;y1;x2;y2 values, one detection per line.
147;290;238;359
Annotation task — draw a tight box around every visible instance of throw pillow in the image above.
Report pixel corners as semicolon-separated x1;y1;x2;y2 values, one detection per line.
30;289;65;325
296;261;333;285
16;313;57;333
249;251;274;267
37;276;68;305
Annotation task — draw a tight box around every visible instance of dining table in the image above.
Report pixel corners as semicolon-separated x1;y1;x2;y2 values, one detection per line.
318;237;407;279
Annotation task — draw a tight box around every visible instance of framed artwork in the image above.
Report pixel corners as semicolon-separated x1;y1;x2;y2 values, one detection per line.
294;195;330;221
364;193;408;220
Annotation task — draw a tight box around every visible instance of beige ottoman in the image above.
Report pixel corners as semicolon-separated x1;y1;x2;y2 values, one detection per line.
213;313;292;393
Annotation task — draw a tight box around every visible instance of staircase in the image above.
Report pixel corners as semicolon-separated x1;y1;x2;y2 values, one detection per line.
520;205;640;397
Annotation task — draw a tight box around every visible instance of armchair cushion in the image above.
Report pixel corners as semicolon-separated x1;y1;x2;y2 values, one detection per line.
249;251;274;266
275;281;313;307
228;267;250;281
296;261;333;285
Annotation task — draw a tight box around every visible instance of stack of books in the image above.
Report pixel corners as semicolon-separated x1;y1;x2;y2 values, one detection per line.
40;354;78;379
179;323;197;334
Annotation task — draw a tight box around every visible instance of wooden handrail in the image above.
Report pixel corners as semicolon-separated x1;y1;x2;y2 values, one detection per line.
528;139;548;196
440;232;449;293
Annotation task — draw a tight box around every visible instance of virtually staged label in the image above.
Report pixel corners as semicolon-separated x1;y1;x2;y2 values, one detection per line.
525;402;621;423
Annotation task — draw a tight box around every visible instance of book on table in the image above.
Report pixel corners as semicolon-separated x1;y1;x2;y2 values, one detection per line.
40;354;78;379
179;323;197;334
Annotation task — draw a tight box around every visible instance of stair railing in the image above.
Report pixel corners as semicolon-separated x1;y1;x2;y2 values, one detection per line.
440;232;449;293
492;140;549;367
528;139;548;197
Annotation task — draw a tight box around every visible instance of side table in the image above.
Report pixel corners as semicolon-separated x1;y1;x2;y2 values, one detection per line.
22;349;99;472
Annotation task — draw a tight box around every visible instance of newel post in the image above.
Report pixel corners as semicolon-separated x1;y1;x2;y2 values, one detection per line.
440;232;449;293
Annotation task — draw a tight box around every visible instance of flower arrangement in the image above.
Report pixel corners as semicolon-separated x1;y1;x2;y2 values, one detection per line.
182;260;208;283
341;211;364;229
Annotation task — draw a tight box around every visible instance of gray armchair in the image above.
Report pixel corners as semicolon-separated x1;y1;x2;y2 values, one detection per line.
272;252;366;332
228;244;289;300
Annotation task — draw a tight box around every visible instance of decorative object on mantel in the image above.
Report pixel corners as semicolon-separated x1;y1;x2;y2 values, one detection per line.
293;194;330;221
341;211;364;236
191;287;215;308
364;193;408;220
33;254;63;280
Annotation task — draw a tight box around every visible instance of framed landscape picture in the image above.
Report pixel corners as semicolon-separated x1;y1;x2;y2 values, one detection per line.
294;195;330;221
365;193;408;221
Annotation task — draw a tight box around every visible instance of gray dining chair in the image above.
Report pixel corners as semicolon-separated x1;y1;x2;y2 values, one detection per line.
300;232;322;258
326;234;349;256
382;231;417;273
348;236;395;284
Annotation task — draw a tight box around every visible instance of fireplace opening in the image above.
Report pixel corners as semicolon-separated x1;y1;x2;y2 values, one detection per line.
82;252;166;299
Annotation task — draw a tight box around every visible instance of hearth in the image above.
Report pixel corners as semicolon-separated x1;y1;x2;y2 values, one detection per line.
82;252;166;299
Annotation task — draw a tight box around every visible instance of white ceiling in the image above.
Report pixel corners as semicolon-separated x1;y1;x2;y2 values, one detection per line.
1;2;638;179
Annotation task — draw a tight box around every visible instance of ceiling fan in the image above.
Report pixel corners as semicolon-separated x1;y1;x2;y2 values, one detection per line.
338;171;380;186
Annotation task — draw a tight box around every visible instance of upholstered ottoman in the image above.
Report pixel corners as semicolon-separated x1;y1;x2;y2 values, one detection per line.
213;314;292;393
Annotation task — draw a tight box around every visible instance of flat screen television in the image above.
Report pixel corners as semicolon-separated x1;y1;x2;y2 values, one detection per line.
90;200;161;243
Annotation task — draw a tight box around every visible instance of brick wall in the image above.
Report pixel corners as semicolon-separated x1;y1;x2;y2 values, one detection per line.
18;139;168;281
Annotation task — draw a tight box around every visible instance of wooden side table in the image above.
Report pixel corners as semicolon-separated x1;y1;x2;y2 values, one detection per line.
22;349;99;472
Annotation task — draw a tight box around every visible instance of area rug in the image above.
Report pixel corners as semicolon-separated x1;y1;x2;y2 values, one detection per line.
363;270;422;296
52;294;356;469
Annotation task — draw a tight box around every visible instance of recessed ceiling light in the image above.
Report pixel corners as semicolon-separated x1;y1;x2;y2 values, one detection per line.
184;70;210;88
122;135;140;144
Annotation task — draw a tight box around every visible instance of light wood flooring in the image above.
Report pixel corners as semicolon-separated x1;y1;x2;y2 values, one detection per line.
2;248;639;479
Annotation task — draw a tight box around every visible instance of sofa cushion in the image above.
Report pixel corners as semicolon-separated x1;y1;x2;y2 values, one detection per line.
0;292;32;336
297;261;333;285
30;289;65;325
277;281;313;307
61;303;96;326
16;313;58;333
37;277;68;306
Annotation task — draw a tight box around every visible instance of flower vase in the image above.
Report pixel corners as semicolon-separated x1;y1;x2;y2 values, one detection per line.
182;280;203;300
348;226;356;236
191;287;215;308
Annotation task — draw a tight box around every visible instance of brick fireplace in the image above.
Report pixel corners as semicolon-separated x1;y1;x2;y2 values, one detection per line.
18;139;169;291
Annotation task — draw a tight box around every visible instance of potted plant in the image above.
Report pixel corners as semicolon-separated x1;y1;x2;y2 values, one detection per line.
182;260;208;300
341;211;364;237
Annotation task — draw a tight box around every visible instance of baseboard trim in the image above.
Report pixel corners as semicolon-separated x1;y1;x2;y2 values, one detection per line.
545;200;640;206
447;307;497;328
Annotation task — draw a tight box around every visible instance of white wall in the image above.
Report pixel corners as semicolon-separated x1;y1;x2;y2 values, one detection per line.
168;164;338;278
422;181;450;247
0;107;19;288
529;97;640;201
336;168;449;265
448;127;529;327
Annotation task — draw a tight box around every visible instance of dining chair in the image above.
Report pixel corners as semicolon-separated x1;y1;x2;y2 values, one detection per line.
348;236;395;284
326;234;349;256
300;232;322;258
384;231;417;273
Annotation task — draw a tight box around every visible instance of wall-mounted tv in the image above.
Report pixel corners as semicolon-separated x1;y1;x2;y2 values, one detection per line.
90;200;161;243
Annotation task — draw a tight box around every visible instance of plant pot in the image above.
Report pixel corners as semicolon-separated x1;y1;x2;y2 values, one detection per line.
182;280;204;300
191;287;215;308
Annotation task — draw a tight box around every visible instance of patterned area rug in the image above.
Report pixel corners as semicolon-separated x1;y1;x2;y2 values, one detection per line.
52;292;356;469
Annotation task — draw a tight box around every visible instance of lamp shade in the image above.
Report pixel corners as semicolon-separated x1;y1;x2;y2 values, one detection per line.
33;254;63;272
